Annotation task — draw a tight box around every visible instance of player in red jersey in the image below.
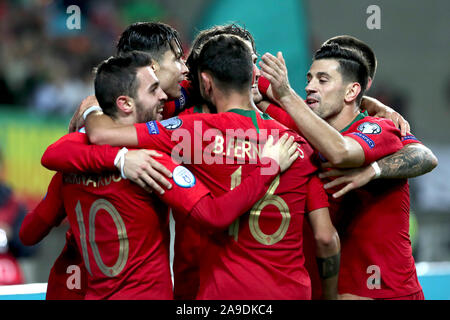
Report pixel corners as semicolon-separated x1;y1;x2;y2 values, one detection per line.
259;42;437;299
78;35;340;300
20;173;88;299
171;24;265;299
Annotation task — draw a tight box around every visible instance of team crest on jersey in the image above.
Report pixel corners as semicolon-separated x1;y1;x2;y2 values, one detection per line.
173;166;196;188
357;122;381;134
160;117;183;130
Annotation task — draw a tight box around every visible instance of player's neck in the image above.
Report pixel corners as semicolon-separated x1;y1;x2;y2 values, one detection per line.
114;114;137;126
328;103;360;131
215;90;254;113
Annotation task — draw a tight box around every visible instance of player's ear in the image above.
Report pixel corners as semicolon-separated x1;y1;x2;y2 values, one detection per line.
200;72;212;95
366;77;373;91
344;82;361;104
116;95;134;114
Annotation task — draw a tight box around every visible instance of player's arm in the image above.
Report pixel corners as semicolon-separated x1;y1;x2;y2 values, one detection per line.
259;52;366;168
360;96;410;136
19;173;66;246
308;208;340;300
320;142;438;198
141;134;298;229
306;175;340;300
41;132;120;173
189;135;298;229
85;111;139;146
257;101;300;131
42;134;173;194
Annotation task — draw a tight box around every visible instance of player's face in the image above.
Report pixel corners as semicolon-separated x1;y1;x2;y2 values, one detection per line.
155;40;188;100
305;59;346;121
243;40;262;103
134;66;168;122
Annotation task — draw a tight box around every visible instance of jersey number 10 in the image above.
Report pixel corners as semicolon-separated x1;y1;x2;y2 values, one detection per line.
75;199;129;277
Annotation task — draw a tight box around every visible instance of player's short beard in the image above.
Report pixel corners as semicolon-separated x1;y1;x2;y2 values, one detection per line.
135;99;156;122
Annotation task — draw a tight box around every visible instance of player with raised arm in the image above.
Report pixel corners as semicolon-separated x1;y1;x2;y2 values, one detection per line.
260;42;434;299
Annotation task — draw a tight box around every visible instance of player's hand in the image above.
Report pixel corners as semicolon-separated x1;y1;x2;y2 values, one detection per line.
262;134;299;173
361;96;410;136
259;52;292;103
318;164;377;198
68;95;99;133
338;293;373;300
121;150;173;194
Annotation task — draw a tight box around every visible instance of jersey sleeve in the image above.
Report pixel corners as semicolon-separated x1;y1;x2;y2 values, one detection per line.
134;118;189;158
401;132;422;146
156;154;210;215
343;118;404;165
156;154;280;230
41;132;119;173
19;173;66;245
162;80;194;119
306;175;329;213
258;76;271;97
266;103;298;131
190;157;280;230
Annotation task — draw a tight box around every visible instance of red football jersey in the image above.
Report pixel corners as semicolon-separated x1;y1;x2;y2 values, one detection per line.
134;109;321;299
332;114;422;299
162;80;194;119
305;112;422;299
59;138;211;299
265;106;424;299
46;230;87;300
172;104;206;300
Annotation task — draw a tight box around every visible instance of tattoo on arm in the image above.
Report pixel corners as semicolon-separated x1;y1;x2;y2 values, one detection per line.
317;253;340;279
378;144;437;179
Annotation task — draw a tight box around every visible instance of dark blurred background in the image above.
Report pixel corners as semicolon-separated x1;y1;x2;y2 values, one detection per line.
0;0;448;297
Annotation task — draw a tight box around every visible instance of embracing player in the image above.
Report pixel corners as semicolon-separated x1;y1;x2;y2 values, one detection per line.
259;40;437;299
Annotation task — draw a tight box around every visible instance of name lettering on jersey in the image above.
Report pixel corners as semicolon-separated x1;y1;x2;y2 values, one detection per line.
169;121;303;173
63;173;122;187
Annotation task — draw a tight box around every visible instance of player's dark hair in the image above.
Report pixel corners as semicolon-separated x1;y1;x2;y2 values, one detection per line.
197;35;253;94
187;24;256;105
322;35;377;80
314;43;369;105
94;51;153;117
116;22;183;62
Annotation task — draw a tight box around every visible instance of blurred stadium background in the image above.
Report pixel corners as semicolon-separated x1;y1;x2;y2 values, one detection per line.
0;0;449;299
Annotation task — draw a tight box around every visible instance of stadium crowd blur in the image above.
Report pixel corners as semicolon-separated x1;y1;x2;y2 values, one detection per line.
0;0;189;117
0;0;409;118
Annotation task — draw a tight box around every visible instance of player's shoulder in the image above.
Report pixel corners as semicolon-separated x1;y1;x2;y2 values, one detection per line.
262;115;307;142
59;130;88;143
350;115;398;134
